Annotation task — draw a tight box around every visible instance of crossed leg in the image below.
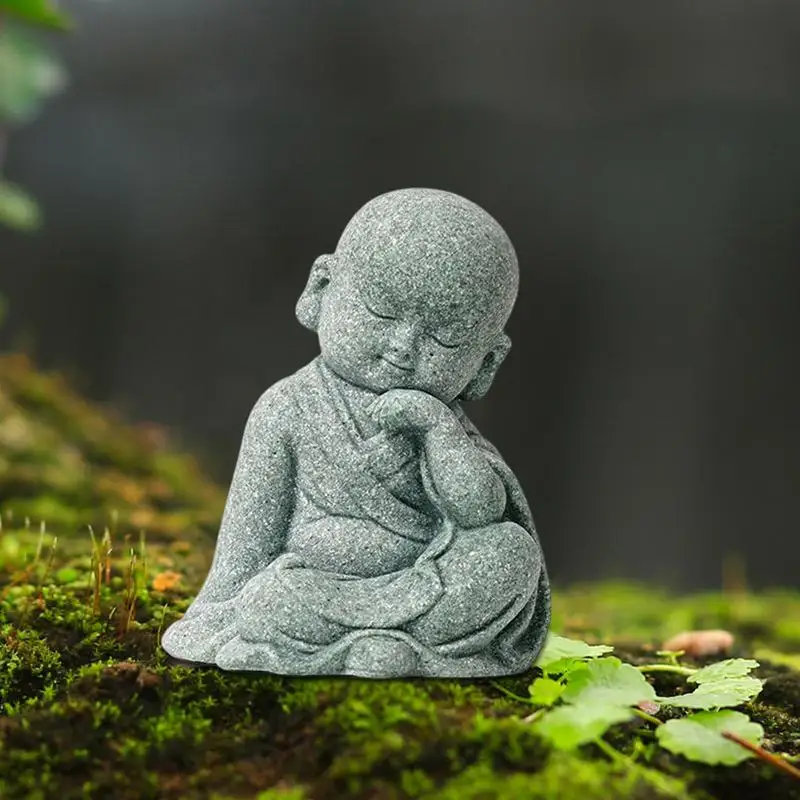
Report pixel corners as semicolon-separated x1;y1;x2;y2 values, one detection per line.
404;521;540;645
235;521;538;652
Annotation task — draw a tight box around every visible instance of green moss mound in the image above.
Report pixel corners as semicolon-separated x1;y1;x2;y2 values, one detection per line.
0;352;224;543
1;355;799;800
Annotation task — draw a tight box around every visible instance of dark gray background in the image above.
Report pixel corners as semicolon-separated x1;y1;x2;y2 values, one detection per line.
2;0;799;590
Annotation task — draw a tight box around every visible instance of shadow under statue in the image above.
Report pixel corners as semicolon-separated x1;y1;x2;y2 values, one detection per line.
161;188;551;678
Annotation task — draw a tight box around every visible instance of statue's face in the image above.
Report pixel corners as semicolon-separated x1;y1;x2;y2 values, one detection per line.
315;252;506;403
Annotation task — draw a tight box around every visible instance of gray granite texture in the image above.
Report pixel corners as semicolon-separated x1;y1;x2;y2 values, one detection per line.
161;188;551;678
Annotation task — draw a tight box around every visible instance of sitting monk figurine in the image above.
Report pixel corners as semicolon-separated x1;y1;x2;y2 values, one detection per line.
161;187;551;678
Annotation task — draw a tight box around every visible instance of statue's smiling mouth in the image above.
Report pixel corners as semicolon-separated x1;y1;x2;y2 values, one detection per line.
381;355;414;372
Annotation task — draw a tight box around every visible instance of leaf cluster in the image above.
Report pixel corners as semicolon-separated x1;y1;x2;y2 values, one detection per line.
517;634;766;767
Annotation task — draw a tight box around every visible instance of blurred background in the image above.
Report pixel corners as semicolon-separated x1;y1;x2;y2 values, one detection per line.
1;0;798;590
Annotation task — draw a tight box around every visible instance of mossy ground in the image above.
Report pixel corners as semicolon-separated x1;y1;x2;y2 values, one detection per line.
1;354;799;800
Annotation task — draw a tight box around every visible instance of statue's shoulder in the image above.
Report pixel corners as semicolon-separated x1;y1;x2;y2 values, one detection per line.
245;361;317;432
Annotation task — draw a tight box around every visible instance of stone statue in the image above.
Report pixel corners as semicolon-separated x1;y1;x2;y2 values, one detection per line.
161;188;551;678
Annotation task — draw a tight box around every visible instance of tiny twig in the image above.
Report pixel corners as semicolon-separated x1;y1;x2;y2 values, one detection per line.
102;527;112;586
488;680;533;704
117;548;137;640
521;707;547;724
139;528;147;588
721;730;800;782
655;649;686;666
637;664;697;677
104;545;113;586
633;708;663;727
594;736;627;764
87;524;102;614
33;519;43;564
36;533;57;608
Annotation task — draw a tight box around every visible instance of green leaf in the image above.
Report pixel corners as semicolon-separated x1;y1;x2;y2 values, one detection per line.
0;21;68;125
561;657;657;707
0;180;42;231
657;676;763;710
687;659;760;684
529;677;565;707
537;657;591;677
656;710;764;765
533;703;635;750
0;0;73;31
535;634;614;671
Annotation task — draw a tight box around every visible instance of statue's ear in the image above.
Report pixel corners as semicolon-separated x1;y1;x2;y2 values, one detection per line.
459;333;512;401
295;254;333;331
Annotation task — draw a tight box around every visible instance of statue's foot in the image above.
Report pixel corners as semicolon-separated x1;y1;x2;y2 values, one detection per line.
344;634;420;678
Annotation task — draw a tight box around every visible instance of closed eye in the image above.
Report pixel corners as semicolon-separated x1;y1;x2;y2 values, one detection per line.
365;303;397;320
429;333;461;349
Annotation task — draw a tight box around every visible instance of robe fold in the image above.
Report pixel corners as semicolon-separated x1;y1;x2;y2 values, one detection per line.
161;357;551;677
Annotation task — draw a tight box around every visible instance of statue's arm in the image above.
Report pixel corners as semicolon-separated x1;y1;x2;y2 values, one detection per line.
422;415;506;528
189;381;297;607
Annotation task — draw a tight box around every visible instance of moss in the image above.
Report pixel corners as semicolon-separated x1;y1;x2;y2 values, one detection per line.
1;353;800;799
4;574;800;800
430;752;696;800
0;352;225;543
0;625;63;711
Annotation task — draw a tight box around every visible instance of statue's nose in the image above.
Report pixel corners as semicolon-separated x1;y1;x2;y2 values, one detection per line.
387;321;418;364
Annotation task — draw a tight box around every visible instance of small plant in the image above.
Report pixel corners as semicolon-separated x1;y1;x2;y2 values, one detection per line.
493;633;800;785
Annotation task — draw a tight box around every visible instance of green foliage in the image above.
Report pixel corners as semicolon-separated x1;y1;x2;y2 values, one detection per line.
656;710;765;766
560;657;656;707
0;0;72;31
528;676;564;707
657;676;763;710
688;658;760;684
0;20;67;125
657;657;763;710
0;178;41;230
509;634;774;778
532;703;635;750
430;751;693;800
0;353;226;543
535;633;614;670
0;624;62;710
0;2;71;234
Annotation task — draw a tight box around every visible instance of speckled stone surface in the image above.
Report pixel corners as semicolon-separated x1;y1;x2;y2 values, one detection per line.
161;188;551;678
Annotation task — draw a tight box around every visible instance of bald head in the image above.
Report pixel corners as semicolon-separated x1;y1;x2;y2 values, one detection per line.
296;188;520;401
335;188;519;334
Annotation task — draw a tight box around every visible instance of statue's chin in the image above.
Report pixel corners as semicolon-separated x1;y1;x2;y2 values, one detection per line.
320;356;462;406
321;358;394;395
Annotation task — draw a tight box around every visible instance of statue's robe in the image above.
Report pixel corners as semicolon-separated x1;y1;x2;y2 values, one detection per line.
161;357;551;677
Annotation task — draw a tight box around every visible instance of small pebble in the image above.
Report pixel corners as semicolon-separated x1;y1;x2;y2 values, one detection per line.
661;629;735;657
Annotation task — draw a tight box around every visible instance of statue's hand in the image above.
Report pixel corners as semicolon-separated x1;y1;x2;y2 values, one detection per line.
367;389;452;434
